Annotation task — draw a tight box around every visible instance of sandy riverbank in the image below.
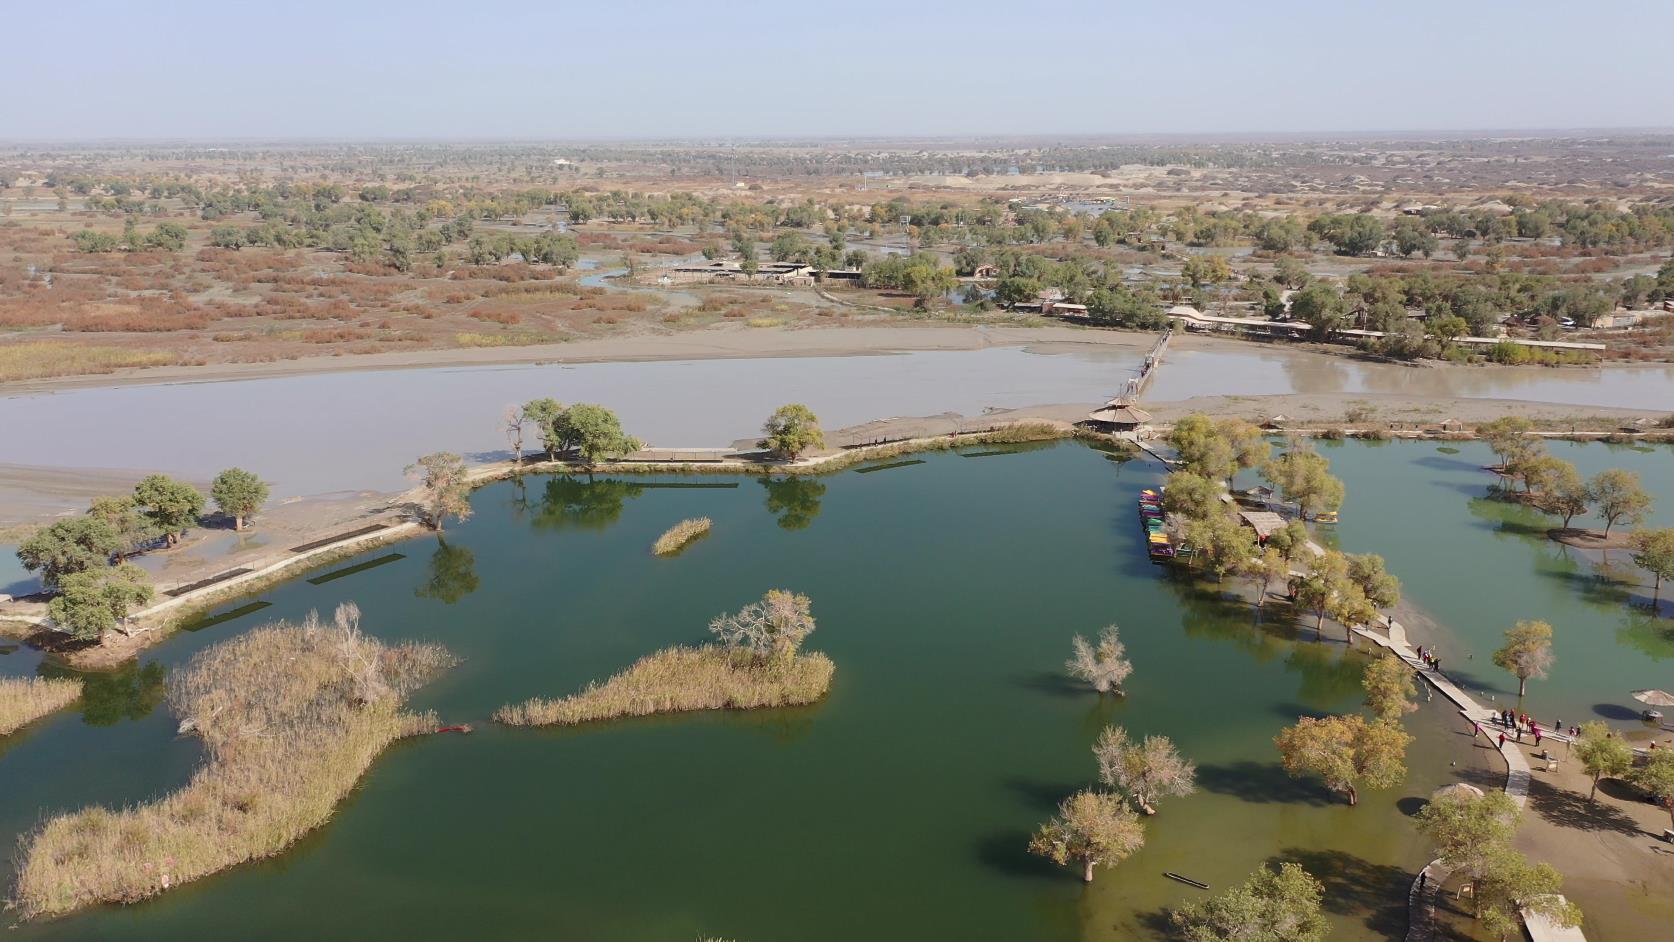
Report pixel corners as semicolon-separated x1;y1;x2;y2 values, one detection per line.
0;323;1154;394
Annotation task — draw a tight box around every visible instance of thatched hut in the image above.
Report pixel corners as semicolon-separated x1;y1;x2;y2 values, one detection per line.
1087;401;1153;433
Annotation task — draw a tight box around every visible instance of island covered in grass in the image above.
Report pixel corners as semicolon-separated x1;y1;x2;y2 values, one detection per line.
496;589;832;726
12;604;454;918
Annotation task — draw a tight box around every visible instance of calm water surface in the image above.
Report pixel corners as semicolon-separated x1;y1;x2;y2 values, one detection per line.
3;444;1481;942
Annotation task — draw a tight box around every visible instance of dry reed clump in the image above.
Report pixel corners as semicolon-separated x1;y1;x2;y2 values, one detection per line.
652;517;712;556
494;646;833;727
12;604;454;919
0;343;181;382
0;677;83;736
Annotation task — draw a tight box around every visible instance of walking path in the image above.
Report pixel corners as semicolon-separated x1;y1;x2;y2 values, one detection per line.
1351;618;1582;941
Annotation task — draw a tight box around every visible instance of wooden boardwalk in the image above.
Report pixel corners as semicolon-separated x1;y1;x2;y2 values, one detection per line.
1349;618;1584;941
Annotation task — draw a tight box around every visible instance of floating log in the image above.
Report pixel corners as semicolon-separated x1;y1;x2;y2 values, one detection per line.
1164;872;1209;890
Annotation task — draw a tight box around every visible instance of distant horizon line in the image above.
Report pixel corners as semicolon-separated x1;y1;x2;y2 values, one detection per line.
5;126;1674;148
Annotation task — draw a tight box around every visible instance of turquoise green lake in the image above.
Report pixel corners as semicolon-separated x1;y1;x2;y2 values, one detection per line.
2;438;1670;940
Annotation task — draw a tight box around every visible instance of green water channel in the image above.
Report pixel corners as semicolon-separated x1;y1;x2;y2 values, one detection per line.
1;439;1669;941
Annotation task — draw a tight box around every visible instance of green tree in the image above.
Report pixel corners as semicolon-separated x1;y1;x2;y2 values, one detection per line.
1026;789;1145;883
1293;550;1352;639
46;563;153;641
1289;283;1347;338
1094;725;1196;815
405;452;472;532
1275;713;1410;805
1262;448;1344;520
1266;519;1312;560
1472;843;1581;941
1167;862;1328;942
522;398;565;460
1346;553;1400;611
210;468;268;531
87;495;153;559
1167;414;1236;482
1532;459;1590;528
208;225;245;249
1363;654;1418;722
1588;468;1653;536
1476;417;1539;471
1416;787;1521;878
1574;720;1634;801
18;516;122;588
132;474;205;547
1184;510;1257;583
1630;528;1674;606
1631;748;1674;831
1492;619;1554;702
1161;470;1221;521
563;403;641;466
758;404;825;459
1244;546;1292;610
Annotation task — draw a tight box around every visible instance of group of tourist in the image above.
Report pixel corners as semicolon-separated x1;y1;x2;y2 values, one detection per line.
1414;644;1443;675
1492;710;1550;747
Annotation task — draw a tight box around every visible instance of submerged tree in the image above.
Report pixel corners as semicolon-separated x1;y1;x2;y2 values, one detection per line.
759;404;825;459
709;589;816;667
1630;528;1674;607
1491;619;1554;703
1167;862;1328;942
1026;789;1144;883
1067;625;1133;695
1275;713;1409;806
210;468;268;531
1531;459;1590;527
1244;545;1292;610
1262;447;1344;520
406;452;472;532
1362;654;1418;722
1094;725;1196;815
1588;468;1652;536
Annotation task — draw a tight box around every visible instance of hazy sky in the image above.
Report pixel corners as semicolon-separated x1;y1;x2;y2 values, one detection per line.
6;0;1672;140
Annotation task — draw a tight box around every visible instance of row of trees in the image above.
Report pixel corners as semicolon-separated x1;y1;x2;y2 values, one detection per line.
17;469;268;639
1477;417;1674;607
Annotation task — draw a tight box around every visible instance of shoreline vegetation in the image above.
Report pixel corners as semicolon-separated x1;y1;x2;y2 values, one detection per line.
652;517;712;556
11;605;454;919
0;677;82;736
497;588;832;727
